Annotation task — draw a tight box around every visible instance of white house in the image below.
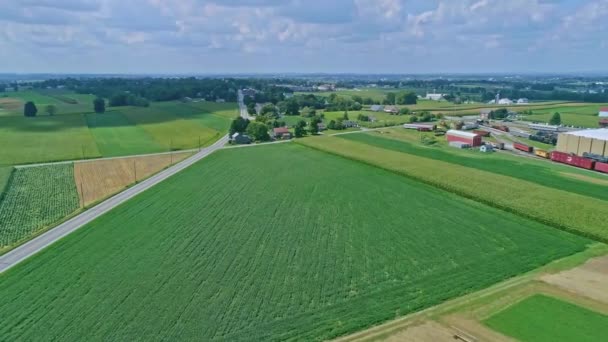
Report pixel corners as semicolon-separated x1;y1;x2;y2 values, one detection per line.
498;98;513;105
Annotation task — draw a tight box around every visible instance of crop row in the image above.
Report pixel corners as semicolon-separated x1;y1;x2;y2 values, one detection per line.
0;164;80;250
0;144;588;341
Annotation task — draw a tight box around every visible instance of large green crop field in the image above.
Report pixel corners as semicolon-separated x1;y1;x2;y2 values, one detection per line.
0;90;98;116
0;101;236;165
0;166;13;196
0;143;589;341
340;132;608;202
0;164;80;251
484;295;608;342
298;136;608;242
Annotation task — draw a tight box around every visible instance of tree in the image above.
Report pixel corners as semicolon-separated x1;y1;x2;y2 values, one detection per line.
246;102;256;115
399;107;410;115
309;116;322;134
260;104;278;118
45;104;57;116
327;120;336;130
246;122;270;142
284;98;300;116
301;106;316;118
409;116;418;123
229;116;250;134
294;125;304;138
396;92;417;105
549;112;562;125
384;92;396;105
343;110;349;120
491;108;508;119
93;97;105;114
24;101;38;117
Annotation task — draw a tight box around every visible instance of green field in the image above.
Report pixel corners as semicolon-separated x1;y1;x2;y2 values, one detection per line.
0;164;80;250
0;101;236;165
0;114;101;165
484;295;608;342
85;112;164;157
298;136;608;242
0;90;97;116
340;132;608;202
0;143;590;341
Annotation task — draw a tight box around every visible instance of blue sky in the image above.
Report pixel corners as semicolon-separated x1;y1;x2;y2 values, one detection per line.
0;0;606;74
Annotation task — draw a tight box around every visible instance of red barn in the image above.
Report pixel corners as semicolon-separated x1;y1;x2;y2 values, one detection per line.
446;130;482;147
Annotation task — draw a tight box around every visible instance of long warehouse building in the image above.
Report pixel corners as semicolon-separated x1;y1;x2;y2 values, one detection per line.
555;129;608;157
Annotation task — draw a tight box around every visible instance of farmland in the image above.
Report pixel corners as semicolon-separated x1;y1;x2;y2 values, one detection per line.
0;143;590;341
0;164;80;251
0;100;236;165
74;152;193;206
0;90;97;116
0;166;12;196
341;130;608;201
297;136;608;241
484;295;608;342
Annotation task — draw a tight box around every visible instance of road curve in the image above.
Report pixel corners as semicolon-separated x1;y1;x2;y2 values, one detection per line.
0;135;229;274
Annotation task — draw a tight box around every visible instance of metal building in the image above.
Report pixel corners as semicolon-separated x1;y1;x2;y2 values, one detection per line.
555;129;608;157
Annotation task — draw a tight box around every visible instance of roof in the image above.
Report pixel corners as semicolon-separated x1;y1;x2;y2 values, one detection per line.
447;130;480;138
231;132;240;138
599;107;608;112
273;127;290;134
564;129;608;141
480;109;492;114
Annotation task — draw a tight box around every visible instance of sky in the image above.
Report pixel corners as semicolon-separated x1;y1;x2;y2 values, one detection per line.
0;0;607;74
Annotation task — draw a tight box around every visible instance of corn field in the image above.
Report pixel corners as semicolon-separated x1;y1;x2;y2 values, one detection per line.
0;144;589;341
0;164;80;250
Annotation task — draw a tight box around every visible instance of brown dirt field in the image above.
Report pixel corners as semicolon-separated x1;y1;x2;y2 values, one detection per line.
0;97;23;115
441;315;515;342
541;255;608;305
74;152;193;206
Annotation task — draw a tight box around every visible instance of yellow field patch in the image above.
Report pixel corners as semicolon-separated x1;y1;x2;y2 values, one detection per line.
0;97;24;115
560;172;608;186
74;152;193;206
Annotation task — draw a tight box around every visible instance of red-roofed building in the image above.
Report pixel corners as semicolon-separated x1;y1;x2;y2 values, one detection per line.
599;108;608;127
272;127;292;139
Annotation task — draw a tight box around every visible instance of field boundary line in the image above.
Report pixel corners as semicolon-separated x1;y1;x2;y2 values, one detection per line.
0;135;229;274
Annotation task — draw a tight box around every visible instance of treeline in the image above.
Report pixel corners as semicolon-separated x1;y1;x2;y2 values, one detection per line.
34;77;252;105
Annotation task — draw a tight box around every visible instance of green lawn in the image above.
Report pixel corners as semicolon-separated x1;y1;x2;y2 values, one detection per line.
0;143;589;341
0;164;80;251
341;132;608;202
298;136;608;242
85;112;164;156
0;114;101;165
484;295;608;342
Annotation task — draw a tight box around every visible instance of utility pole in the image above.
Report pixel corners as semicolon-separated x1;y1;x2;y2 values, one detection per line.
170;138;173;165
198;136;201;151
133;160;137;184
81;145;85;160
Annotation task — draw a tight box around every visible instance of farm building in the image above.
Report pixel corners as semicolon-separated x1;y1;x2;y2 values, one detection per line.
449;141;471;149
342;120;359;128
480;144;494;153
370;105;384;112
403;123;436;131
446;130;482;147
517;98;529;104
384;106;399;114
498;98;513;105
528;123;566;132
425;93;445;101
317;123;326;131
231;133;251;144
555;129;608;158
272;127;292;139
599;107;608;127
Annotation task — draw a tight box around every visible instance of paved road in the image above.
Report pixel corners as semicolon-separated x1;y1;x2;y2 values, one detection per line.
0;135;229;274
238;90;255;121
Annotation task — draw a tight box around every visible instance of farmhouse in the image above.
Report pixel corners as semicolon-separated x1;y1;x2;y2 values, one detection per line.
272;127;292;139
231;132;251;144
370;105;384;112
384;106;399;114
317;123;326;131
446;130;482;147
242;88;257;97
342;120;359;128
517;98;529;104
555;129;608;158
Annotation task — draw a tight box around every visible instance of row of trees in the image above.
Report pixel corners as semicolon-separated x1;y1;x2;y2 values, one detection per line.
24;98;106;117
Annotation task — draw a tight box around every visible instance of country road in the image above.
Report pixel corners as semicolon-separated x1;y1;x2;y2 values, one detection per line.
238;90;255;120
0;135;229;274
